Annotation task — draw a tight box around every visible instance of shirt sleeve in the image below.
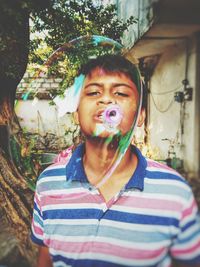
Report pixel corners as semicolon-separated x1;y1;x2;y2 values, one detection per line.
31;185;45;246
170;189;200;265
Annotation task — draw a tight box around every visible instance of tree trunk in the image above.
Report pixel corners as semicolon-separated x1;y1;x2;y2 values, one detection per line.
0;148;38;267
0;1;38;266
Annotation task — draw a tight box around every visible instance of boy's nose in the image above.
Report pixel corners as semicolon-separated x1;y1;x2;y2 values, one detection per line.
98;94;115;105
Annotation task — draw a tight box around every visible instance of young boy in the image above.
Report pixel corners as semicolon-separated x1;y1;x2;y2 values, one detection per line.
31;55;200;267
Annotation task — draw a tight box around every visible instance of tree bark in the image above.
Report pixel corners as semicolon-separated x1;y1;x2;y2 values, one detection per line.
0;148;38;266
0;1;37;266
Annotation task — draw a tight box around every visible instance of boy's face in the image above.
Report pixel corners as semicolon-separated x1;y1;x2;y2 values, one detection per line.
76;67;139;138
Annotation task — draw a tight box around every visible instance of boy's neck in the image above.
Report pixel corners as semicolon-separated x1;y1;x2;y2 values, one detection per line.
83;137;137;185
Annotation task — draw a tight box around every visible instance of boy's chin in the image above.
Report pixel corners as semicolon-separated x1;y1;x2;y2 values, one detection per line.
92;124;120;138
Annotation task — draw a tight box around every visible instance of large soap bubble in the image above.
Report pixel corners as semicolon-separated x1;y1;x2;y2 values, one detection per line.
17;35;143;196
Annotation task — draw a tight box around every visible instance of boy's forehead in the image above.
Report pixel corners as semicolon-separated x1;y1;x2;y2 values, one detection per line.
82;67;139;96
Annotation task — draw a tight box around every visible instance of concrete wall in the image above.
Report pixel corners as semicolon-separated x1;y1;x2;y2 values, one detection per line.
149;34;199;176
111;0;158;47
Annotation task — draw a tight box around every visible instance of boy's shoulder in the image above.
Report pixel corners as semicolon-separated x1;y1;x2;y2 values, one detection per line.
145;157;185;181
36;146;74;188
144;156;192;192
134;145;186;183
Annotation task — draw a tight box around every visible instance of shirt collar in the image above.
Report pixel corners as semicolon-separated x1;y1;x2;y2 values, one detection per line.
66;143;147;191
66;143;88;183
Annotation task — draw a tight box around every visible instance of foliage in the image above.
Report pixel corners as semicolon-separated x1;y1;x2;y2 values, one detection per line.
10;132;40;191
0;0;52;84
27;0;137;97
30;0;137;65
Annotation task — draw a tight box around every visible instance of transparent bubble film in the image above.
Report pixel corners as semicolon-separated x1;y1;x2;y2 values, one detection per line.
17;35;143;198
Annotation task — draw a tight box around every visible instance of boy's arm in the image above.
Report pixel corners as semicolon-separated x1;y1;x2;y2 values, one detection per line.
170;188;200;266
37;246;53;267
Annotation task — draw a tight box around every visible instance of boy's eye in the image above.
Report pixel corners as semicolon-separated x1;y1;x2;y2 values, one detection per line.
115;92;129;97
86;91;100;96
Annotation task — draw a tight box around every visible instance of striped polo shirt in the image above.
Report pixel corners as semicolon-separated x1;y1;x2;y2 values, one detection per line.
31;144;200;267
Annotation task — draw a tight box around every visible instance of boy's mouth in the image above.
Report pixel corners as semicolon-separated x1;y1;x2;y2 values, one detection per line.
94;110;105;122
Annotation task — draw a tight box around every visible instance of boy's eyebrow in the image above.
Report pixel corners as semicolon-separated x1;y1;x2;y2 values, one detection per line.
84;83;102;89
84;82;135;89
112;83;135;89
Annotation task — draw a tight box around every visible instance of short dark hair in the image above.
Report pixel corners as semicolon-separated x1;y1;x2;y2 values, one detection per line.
79;54;146;108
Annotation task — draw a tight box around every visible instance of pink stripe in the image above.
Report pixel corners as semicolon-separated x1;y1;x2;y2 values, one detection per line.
42;192;102;206
46;239;166;260
147;160;179;174
32;224;43;235
42;193;183;212
172;239;200;255
181;199;197;219
117;195;182;211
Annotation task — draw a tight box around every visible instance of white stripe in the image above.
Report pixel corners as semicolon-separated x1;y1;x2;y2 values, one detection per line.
180;223;200;239
123;191;188;206
44;163;68;171
172;234;200;250
40;188;88;196
144;177;190;191
54;261;71;267
43;202;101;211
100;219;179;235
181;212;199;228
33;208;42;220
54;261;70;267
45;218;98;225
37;175;66;184
180;206;198;228
44;218;179;236
174;246;200;259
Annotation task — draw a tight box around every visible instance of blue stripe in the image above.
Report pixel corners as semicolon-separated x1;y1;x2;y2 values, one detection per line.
39;168;66;179
52;255;158;267
174;256;200;265
34;201;42;217
43;208;103;220
31;232;45;246
43;208;179;227
104;210;179;227
146;170;187;183
177;228;200;244
181;218;199;232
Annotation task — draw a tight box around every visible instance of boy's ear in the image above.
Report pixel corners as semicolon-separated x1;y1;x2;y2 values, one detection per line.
137;108;146;127
73;111;79;125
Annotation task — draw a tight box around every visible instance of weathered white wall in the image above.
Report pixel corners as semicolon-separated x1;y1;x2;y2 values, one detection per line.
109;0;158;47
149;36;198;175
15;100;78;146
